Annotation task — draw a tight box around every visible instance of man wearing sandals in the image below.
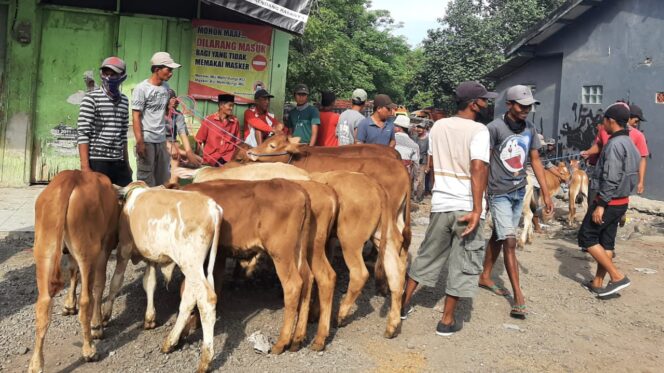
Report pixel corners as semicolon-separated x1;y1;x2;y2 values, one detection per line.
401;81;493;336
478;85;553;319
578;102;639;297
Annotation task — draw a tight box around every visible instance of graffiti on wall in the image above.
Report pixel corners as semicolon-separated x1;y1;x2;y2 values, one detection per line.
559;102;603;152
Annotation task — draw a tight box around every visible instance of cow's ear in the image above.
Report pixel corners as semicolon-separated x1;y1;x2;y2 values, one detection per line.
288;136;301;144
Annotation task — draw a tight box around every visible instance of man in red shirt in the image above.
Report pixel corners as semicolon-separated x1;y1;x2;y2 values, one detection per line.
581;103;649;196
195;94;240;166
316;91;339;147
243;89;282;146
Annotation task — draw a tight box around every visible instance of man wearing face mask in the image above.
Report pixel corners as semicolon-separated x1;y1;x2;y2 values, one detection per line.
76;56;132;186
479;85;553;319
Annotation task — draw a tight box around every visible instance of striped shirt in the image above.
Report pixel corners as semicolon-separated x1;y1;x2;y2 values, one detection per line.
76;88;129;161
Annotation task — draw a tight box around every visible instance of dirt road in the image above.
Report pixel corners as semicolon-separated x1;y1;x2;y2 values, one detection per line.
1;197;663;372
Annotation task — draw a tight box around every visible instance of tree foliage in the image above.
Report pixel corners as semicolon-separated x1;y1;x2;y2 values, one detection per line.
411;0;564;111
286;0;413;103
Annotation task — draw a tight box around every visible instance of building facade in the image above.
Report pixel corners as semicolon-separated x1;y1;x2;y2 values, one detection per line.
0;0;298;185
488;0;664;200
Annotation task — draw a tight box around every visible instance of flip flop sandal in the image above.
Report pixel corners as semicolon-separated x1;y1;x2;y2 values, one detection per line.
510;304;528;319
479;283;511;297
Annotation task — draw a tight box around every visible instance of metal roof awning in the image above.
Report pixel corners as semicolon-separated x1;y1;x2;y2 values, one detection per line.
204;0;314;35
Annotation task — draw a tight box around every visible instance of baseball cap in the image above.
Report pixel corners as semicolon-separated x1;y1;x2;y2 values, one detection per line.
393;115;411;129
629;104;647;122
352;88;368;103
506;85;540;105
150;52;181;69
294;84;309;95
604;102;630;125
254;89;274;99
374;94;397;109
544;138;555;145
100;56;126;73
455;81;498;102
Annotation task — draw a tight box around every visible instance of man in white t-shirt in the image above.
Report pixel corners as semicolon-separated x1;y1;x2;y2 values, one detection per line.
400;81;495;336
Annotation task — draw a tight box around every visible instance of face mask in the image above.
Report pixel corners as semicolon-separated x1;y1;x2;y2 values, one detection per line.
101;72;127;101
474;103;492;124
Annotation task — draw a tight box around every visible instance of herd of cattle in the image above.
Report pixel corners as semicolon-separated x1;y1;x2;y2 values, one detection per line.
27;134;590;372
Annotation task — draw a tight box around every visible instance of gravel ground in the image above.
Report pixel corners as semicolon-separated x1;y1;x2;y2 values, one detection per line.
1;196;664;372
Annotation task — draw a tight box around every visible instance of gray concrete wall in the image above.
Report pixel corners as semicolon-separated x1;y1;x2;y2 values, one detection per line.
498;0;664;199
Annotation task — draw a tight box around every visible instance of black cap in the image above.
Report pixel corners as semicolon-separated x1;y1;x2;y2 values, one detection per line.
455;81;498;102
373;94;397;109
604;102;630;126
218;94;235;103
629;104;647;122
294;84;309;95
254;89;274;99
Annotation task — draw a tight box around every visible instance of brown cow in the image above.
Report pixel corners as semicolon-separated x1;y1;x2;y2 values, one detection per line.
202;163;404;337
183;179;316;353
519;163;571;248
568;159;589;226
29;171;120;373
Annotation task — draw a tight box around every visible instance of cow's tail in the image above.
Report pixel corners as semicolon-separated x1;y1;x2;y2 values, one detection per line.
402;185;412;254
580;173;589;211
43;174;78;297
373;186;391;291
205;202;223;305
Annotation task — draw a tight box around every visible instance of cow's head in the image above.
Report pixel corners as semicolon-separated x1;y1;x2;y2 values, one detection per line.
246;134;302;162
556;162;571;182
569;159;581;172
118;181;149;200
231;142;253;162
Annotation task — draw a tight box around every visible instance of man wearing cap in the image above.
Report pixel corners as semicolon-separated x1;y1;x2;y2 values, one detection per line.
356;94;397;147
578;102;639;297
393;116;420;177
336;89;367;146
286;84;320;146
196;94;240;166
131;51;180;186
581;103;649;195
77;56;132;186
479;85;553;319
243;89;282;147
411;117;430;202
401;81;493;336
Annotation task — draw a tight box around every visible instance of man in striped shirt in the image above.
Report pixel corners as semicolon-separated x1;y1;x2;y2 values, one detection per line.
77;56;132;186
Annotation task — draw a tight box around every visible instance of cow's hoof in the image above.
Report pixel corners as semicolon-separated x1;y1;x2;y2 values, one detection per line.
91;326;104;340
144;320;157;330
161;341;176;354
383;328;398;339
82;347;98;362
336;317;348;328
270;343;286;355
62;306;77;316
288;341;302;352
309;341;325;352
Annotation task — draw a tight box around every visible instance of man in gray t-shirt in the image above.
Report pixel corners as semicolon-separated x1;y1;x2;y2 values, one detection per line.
479;85;553;320
132;51;180;186
336;88;367;145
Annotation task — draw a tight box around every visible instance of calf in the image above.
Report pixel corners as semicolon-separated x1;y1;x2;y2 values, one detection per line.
519;163;570;248
29;171;120;373
102;182;222;373
567;159;589;226
183;179;312;354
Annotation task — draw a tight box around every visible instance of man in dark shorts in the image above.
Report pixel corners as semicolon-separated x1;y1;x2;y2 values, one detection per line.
578;102;640;297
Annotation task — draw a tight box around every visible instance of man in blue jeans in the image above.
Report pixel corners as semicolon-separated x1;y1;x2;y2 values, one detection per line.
478;85;553;319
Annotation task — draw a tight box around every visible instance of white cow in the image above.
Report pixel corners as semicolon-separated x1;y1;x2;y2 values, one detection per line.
103;182;222;373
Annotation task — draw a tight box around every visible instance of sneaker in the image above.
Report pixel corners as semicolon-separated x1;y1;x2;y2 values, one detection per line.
400;305;414;320
597;276;631;297
435;320;462;336
581;280;600;294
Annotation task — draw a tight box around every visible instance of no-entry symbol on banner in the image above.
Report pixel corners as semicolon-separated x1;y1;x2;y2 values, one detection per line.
252;55;267;71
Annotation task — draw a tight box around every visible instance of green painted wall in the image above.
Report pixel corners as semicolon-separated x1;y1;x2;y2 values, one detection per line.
0;1;291;185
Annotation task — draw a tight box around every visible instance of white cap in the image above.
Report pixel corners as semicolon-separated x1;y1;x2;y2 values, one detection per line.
150;52;181;69
394;115;411;129
352;88;367;103
506;85;540;105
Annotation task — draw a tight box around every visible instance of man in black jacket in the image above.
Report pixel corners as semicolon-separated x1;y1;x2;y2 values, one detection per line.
578;102;640;297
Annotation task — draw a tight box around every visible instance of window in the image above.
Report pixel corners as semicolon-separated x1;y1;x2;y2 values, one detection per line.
582;85;603;105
